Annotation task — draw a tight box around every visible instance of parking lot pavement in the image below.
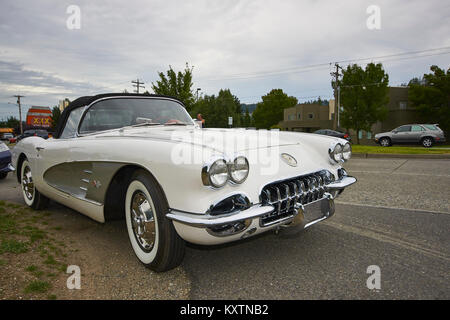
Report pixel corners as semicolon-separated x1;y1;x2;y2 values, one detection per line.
0;157;449;299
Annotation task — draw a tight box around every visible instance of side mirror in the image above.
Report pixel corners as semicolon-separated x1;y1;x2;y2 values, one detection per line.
392;130;398;134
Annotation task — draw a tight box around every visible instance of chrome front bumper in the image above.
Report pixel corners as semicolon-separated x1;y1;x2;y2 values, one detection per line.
166;175;357;229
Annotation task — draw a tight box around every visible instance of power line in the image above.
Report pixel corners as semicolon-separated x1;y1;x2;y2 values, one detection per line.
197;46;450;82
131;78;145;93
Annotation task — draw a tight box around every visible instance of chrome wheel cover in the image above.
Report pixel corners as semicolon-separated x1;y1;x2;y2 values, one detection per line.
423;139;432;147
22;165;34;201
130;191;155;252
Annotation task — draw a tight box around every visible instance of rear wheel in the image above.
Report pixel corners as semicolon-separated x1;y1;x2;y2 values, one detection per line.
421;137;433;148
380;137;391;147
125;169;185;272
21;159;49;210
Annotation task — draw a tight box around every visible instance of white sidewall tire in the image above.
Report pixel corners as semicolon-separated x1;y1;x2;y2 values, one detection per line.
125;180;159;265
21;160;35;207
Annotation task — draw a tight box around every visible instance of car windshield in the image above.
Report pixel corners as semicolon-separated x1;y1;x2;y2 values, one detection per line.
79;98;193;134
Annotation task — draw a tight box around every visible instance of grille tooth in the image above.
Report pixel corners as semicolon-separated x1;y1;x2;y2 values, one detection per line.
260;170;330;226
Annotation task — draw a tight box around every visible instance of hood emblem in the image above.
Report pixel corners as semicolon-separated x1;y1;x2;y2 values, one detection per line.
281;153;297;167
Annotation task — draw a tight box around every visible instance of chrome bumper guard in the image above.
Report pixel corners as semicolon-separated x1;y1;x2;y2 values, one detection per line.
325;176;357;190
167;205;275;227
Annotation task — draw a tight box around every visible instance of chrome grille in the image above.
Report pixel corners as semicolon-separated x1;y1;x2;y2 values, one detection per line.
259;170;332;226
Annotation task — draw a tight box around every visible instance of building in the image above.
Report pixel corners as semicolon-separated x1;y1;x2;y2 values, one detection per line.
279;99;336;133
59;99;70;112
26;106;52;129
280;87;421;144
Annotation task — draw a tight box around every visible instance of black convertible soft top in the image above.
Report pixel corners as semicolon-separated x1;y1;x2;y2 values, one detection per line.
54;93;182;139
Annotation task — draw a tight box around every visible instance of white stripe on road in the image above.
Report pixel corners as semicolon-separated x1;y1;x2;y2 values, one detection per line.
347;170;450;178
335;201;450;216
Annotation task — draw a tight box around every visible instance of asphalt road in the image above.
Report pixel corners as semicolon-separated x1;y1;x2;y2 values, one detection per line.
1;157;449;299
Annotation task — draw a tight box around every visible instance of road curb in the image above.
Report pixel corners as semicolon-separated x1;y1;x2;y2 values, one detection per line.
352;153;450;159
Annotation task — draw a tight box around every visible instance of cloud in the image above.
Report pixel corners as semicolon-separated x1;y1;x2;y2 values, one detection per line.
0;0;449;112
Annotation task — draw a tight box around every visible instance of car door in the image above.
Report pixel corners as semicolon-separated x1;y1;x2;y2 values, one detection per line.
410;125;426;143
391;125;411;143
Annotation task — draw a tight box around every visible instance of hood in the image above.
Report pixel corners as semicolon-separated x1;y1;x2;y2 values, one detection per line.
92;126;339;154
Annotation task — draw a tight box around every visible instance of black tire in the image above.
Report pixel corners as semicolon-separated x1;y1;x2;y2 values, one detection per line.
379;137;391;147
20;159;49;210
421;137;433;148
125;169;185;272
0;172;7;180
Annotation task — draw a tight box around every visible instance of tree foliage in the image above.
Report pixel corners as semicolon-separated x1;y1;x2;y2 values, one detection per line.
408;65;450;135
0;116;20;129
151;63;195;112
337;63;389;143
51;106;61;130
191;89;242;128
252;89;297;129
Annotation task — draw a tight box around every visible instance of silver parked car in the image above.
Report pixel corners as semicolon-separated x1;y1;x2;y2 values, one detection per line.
374;124;446;148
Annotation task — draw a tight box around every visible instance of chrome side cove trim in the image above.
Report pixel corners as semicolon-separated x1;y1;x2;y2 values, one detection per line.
166;205;274;227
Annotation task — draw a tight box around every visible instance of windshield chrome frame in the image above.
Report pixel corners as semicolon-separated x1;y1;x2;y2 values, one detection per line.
76;96;194;137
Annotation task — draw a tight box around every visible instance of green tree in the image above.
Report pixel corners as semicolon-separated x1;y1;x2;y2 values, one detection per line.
408;65;450;135
337;63;389;144
242;106;252;127
252;89;298;129
191;89;242;128
51;106;61;130
151;63;195;112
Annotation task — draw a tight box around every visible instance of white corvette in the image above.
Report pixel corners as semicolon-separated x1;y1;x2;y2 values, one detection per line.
12;93;356;272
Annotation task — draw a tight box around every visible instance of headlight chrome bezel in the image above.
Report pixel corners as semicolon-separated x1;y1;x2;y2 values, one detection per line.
202;156;250;189
329;141;351;164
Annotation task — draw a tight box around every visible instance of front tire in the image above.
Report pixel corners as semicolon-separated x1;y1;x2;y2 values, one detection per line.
21;159;49;210
125;169;185;272
380;137;391;147
0;172;7;180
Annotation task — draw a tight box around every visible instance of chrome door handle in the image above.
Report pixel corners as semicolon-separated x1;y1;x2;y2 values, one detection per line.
36;147;45;151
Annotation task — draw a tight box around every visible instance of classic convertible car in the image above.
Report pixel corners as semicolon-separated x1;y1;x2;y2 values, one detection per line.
12;93;356;272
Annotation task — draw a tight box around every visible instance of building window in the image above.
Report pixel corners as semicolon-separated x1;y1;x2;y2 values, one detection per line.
308;113;314;119
288;114;295;120
297;113;301;120
399;101;407;110
358;130;363;140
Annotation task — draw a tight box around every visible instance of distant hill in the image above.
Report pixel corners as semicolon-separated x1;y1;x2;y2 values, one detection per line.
240;103;257;114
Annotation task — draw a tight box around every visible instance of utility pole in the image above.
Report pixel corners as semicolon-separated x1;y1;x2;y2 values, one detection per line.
331;63;342;130
196;88;201;101
13;95;25;134
131;79;145;94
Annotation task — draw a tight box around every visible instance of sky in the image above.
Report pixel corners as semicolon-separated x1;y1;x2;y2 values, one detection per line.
0;0;449;120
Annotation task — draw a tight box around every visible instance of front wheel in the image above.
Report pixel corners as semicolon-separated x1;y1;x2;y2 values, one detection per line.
379;137;391;147
125;169;185;272
21;159;49;210
0;172;7;180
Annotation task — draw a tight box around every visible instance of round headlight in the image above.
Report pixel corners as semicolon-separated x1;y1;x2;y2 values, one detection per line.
333;143;343;162
208;159;229;188
229;156;249;184
342;143;352;160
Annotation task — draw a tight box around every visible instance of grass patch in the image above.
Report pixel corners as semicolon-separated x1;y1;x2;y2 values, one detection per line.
0;239;28;254
0;259;6;266
44;254;58;265
47;294;57;300
24;281;51;294
352;144;450;155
